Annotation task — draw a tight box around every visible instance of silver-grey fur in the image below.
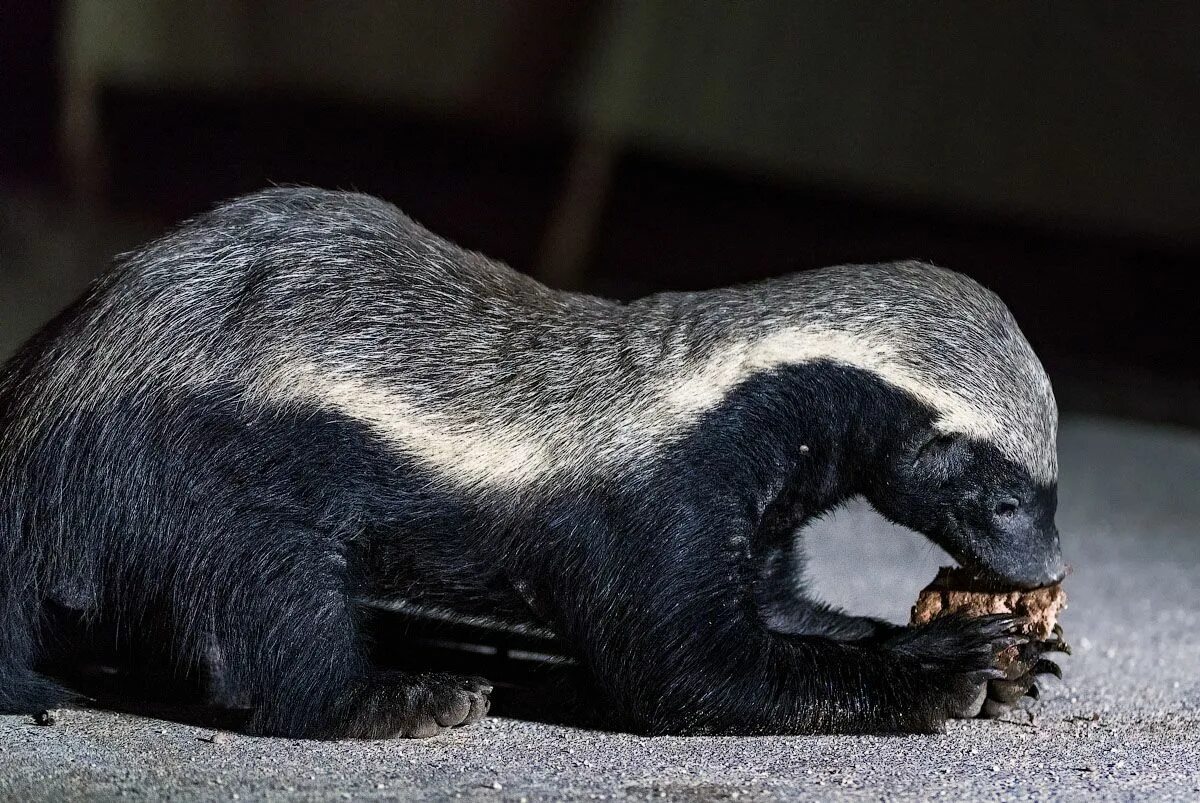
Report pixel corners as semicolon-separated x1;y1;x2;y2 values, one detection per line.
3;188;1056;493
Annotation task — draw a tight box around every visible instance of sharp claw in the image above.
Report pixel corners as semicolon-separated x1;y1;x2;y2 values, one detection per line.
1044;638;1072;656
1003;615;1030;631
1028;625;1072;655
1025;635;1068;655
1025;682;1040;699
1033;658;1063;679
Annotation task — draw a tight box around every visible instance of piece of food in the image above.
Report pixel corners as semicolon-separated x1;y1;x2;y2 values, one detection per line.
911;566;1069;718
910;566;1067;639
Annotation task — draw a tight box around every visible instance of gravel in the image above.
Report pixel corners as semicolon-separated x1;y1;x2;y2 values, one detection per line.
2;416;1198;801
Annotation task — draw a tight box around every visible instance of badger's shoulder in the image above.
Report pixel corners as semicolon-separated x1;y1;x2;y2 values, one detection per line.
74;186;554;360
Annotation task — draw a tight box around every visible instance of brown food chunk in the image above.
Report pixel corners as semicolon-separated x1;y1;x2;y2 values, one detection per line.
910;566;1067;640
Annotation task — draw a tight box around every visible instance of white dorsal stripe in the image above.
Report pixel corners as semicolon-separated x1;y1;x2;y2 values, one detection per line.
666;328;997;437
268;325;1010;491
4;189;1056;496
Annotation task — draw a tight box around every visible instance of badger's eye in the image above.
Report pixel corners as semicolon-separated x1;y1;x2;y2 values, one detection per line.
994;497;1021;518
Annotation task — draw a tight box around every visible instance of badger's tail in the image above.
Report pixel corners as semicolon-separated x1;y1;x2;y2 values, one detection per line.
0;500;72;714
0;659;71;715
0;425;72;714
0;312;88;714
0;569;74;714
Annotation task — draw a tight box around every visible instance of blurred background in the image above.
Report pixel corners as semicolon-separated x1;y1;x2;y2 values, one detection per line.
2;0;1197;426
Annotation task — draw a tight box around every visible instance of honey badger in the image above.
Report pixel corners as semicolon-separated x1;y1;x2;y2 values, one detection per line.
0;187;1065;738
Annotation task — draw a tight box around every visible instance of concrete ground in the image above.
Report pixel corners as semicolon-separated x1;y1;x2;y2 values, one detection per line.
1;416;1198;801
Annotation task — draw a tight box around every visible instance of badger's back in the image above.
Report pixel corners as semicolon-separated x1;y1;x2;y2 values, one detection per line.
2;186;1055;508
1;189;540;421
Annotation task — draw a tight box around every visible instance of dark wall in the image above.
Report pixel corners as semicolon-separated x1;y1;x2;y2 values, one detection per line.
0;0;60;183
1;2;1196;426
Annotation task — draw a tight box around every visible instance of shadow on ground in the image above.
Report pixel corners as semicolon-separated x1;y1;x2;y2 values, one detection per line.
38;606;600;734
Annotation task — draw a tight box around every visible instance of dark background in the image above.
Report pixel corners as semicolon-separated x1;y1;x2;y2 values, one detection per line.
2;1;1197;427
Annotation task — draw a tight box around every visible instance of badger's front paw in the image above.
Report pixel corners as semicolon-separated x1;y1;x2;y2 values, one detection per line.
976;630;1068;719
881;614;1027;730
333;672;493;739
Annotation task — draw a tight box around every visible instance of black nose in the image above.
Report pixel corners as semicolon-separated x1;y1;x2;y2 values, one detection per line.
995;563;1063;590
981;527;1064;589
1042;524;1066;584
1009;541;1065;588
1043;556;1067;585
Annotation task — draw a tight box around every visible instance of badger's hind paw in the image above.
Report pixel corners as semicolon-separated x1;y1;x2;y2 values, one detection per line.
333;672;493;739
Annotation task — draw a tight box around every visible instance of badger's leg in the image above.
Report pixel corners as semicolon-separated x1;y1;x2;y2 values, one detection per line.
199;532;490;739
227;596;492;739
556;522;1020;735
755;539;899;642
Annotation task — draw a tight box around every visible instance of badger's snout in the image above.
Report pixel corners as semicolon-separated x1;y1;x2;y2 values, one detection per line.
978;497;1065;589
987;546;1066;589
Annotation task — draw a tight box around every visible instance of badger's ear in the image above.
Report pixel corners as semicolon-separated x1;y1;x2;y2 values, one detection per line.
913;430;967;475
916;431;960;457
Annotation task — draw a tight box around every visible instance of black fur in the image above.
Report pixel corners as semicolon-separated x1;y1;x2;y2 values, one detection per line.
0;189;1062;737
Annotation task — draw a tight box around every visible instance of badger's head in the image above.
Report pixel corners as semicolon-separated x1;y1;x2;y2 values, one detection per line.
784;262;1064;588
867;416;1064;589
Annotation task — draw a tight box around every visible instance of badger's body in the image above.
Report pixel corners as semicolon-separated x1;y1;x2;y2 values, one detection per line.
0;188;1064;737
